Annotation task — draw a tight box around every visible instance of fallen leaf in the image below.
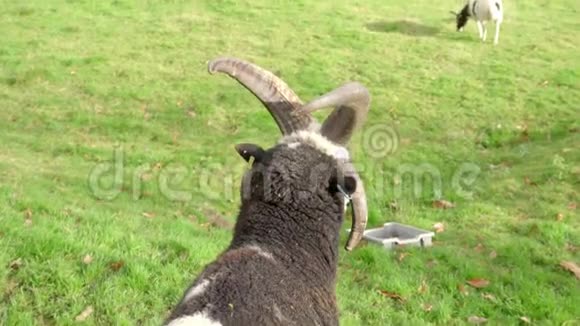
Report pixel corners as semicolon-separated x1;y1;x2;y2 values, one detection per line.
3;280;18;297
520;316;531;324
474;243;484;252
433;222;445;233
489;250;498;259
482;293;496;301
556;213;564;221
559;261;580;279
75;306;94;322
568;202;577;210
109;260;125;272
9;258;23;270
565;243;578;253
378;289;405;302
467;278;490;288
418;280;428;294
523;177;537;186
186;109;196;118
398;252;409;262
468;316;488;324
432;200;455;209
82;255;93;265
421;303;433;312
142;212;155;219
24;209;33;226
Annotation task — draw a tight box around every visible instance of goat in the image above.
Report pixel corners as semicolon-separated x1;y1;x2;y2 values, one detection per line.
164;57;371;326
451;0;504;44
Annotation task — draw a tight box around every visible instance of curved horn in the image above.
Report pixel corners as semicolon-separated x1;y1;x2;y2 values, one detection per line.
345;174;367;251
302;82;370;250
208;57;313;134
301;82;370;145
343;165;368;251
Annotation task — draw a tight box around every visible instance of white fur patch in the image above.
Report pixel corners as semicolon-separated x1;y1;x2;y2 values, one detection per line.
183;279;210;302
279;130;350;161
165;312;221;326
245;244;274;260
287;142;300;149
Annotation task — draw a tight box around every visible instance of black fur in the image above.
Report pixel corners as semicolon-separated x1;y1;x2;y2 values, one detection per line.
495;2;501;11
166;142;356;326
456;4;471;31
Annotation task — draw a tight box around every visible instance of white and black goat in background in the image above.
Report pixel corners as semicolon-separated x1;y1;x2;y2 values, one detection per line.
163;57;372;326
451;0;504;44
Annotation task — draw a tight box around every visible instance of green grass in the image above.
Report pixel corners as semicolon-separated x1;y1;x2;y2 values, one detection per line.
1;0;579;325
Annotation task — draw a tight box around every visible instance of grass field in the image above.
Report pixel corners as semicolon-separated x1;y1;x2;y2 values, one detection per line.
1;0;579;325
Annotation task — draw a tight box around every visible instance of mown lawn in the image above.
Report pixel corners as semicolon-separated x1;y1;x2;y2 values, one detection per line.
0;0;578;325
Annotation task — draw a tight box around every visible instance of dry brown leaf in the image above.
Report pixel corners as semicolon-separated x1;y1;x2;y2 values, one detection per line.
523;177;537;186
9;258;23;270
23;208;33;226
559;261;580;279
418;280;428;294
565;243;578;253
482;293;496;301
82;255;93;265
489;251;498;259
421;303;433;312
432;200;455;209
467;278;490;288
75;306;94;322
109;260;125;272
433;222;445;233
520;316;531;324
556;213;565;221
468;316;488;324
378;289;405;302
186;109;196;118
568;202;577;210
3;280;19;297
398;252;410;262
142;212;155;219
474;243;484;252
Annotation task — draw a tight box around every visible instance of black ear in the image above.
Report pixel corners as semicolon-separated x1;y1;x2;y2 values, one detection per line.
330;174;357;196
235;143;265;163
